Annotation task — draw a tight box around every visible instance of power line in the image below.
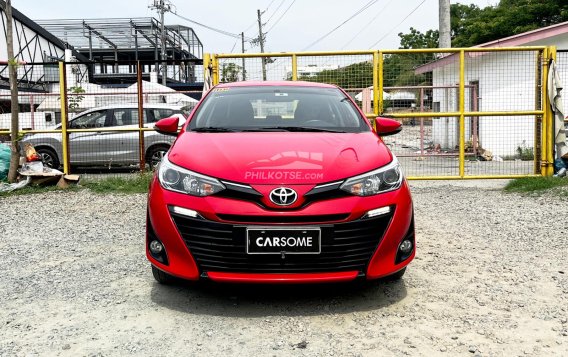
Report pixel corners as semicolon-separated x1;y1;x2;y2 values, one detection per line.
263;0;278;14
229;39;239;53
243;0;278;37
266;0;296;33
170;11;253;40
265;0;287;24
301;0;381;51
340;0;395;50
368;0;427;48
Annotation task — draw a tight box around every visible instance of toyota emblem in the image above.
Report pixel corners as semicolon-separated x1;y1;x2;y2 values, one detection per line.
269;187;298;206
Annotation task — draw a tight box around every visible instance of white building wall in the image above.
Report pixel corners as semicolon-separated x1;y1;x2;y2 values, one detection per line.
475;52;536;156
432;50;540;156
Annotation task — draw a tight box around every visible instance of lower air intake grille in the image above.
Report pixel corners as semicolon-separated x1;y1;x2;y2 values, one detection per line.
171;212;393;274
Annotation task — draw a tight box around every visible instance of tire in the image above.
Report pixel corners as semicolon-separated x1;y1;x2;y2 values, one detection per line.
151;265;175;284
381;267;407;282
146;145;169;170
36;147;60;169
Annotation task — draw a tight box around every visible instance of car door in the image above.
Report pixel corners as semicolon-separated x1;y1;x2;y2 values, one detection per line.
68;109;109;164
98;108;141;165
145;108;185;148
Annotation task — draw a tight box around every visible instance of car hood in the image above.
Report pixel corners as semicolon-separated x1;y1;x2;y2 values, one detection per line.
168;132;393;184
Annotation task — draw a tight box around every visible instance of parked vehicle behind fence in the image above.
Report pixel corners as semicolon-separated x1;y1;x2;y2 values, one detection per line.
22;103;193;169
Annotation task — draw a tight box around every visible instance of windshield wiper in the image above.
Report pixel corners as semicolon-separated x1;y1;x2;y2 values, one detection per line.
191;127;238;132
262;126;347;133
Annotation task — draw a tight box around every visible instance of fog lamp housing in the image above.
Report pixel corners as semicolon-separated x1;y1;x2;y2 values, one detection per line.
150;240;164;254
147;217;169;265
395;217;415;264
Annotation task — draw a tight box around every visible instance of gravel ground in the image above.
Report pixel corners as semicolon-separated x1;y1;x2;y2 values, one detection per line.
0;181;566;356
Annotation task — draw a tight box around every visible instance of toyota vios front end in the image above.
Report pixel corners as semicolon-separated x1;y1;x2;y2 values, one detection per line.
147;81;414;284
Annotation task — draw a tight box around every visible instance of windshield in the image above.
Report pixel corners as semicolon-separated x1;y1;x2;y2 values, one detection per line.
188;86;369;133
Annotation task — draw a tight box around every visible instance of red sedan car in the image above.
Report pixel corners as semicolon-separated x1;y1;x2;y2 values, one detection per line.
147;81;414;284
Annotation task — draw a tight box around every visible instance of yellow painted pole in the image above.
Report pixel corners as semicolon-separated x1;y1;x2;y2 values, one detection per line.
203;52;210;84
541;48;549;176
546;47;556;176
372;51;379;118
58;61;69;175
406;174;542;181
459;50;466;178
212;54;220;85
534;50;542;174
291;54;298;81
378;51;384;115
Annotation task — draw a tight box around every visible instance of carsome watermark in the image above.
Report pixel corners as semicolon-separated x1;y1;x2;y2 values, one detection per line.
244;171;324;180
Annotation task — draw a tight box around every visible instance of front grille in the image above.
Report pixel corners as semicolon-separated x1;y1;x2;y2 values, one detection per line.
216;213;350;224
171;212;393;274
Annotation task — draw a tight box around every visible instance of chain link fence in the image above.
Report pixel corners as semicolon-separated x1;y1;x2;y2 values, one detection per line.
0;48;557;180
0;59;201;178
209;47;555;179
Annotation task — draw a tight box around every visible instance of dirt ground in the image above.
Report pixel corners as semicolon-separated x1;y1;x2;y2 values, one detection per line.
0;180;566;356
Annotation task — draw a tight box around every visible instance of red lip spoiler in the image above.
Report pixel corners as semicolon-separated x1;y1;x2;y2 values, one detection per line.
206;271;359;284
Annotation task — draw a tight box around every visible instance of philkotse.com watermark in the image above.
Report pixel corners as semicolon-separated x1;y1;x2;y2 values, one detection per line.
244;171;323;180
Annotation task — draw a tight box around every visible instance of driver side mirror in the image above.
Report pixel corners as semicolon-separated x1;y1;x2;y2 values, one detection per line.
375;117;402;136
154;116;180;137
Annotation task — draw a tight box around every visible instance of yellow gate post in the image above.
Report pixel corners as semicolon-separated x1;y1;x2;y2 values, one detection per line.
541;47;556;177
58;61;70;175
546;47;556;176
291;54;298;81
459;50;466;178
212;54;220;85
377;51;384;116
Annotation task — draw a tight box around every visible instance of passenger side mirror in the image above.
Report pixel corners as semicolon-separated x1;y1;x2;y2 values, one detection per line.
375;117;402;136
154;116;180;137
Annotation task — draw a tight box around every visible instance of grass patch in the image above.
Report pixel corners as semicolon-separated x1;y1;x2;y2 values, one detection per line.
0;184;79;197
0;172;153;197
81;172;153;194
504;177;568;195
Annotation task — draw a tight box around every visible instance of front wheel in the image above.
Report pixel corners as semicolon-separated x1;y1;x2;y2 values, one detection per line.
36;147;60;169
151;265;175;284
380;267;406;282
146;145;169;170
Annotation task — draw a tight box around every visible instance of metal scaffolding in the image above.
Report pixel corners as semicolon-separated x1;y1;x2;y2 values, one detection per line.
36;17;203;85
37;18;202;61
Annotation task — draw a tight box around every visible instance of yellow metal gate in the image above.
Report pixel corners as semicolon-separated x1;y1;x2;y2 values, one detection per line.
205;47;556;179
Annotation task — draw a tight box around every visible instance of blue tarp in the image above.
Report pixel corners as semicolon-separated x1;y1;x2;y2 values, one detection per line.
0;143;11;181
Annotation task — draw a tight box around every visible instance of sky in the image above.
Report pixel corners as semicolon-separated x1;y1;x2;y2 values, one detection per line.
14;0;499;54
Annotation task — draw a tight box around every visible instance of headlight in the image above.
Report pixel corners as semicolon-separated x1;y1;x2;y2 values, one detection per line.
158;155;225;196
340;158;403;196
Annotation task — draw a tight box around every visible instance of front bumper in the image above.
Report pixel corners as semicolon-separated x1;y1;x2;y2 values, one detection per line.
147;176;414;283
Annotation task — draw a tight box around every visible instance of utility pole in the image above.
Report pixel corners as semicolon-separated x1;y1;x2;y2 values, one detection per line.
150;0;171;85
257;9;267;81
241;32;246;81
439;0;451;48
4;0;20;183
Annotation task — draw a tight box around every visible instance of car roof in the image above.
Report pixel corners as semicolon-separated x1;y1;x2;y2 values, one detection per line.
215;81;338;89
81;103;185;111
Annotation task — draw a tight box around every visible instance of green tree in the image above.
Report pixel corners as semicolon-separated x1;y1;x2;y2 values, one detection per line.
221;63;242;82
297;62;374;89
451;0;568;47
